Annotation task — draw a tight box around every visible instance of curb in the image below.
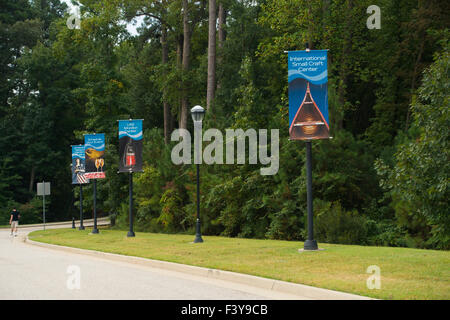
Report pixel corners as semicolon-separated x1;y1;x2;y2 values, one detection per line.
25;236;374;300
5;217;110;229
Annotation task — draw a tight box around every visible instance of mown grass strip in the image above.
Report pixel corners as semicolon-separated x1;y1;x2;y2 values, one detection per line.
28;228;450;300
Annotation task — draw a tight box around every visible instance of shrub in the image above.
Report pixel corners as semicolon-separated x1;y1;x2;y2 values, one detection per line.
0;198;43;225
366;220;408;247
314;200;368;245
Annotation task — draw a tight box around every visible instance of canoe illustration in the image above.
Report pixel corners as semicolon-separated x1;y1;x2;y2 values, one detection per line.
289;82;330;140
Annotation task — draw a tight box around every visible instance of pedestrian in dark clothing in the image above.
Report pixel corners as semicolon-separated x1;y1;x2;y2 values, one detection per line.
10;208;20;237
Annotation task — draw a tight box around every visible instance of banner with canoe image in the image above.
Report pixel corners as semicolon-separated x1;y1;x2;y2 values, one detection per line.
118;119;143;173
288;49;330;140
71;145;89;184
84;133;106;179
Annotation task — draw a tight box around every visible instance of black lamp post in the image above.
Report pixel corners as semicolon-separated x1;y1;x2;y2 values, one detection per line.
127;171;135;237
91;179;99;234
191;105;205;243
303;140;318;250
79;184;85;230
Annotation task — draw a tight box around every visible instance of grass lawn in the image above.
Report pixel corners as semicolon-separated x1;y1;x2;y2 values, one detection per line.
28;228;450;300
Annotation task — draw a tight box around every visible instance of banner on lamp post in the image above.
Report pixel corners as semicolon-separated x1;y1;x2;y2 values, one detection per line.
288;50;330;140
72;145;89;184
118;119;143;173
84;133;106;179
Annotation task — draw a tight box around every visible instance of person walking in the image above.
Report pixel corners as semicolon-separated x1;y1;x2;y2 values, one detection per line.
9;208;20;237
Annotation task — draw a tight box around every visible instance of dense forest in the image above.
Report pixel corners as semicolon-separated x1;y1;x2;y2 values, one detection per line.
0;0;448;249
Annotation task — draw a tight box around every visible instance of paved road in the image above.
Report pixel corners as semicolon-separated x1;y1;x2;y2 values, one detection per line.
0;226;303;300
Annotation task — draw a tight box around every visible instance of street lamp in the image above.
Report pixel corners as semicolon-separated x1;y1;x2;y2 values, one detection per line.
191;105;206;122
191;105;205;243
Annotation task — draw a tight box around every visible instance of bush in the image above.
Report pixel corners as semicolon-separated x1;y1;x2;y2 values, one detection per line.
366;220;408;247
314;200;368;245
0;198;43;225
158;185;189;233
18;197;44;224
374;41;450;249
265;201;305;241
112;202;130;230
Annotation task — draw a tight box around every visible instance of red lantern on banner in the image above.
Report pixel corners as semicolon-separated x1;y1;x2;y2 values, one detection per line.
126;144;136;167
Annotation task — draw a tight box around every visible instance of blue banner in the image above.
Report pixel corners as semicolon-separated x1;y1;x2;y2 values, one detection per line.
72;145;89;184
288;50;330;140
84;134;105;151
72;145;85;160
119;120;143;140
84;133;106;179
118;120;143;172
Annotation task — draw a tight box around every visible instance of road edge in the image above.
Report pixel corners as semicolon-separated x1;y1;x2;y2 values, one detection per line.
0;217;110;229
25;236;375;300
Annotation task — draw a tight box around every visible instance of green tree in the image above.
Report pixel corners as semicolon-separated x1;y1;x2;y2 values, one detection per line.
376;37;449;249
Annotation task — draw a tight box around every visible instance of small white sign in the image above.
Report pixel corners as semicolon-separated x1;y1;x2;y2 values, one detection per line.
37;182;51;196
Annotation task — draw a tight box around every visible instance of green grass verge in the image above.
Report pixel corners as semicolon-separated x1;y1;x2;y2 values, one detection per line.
28;228;450;300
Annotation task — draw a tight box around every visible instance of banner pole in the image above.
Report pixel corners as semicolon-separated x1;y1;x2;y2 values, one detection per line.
43;193;45;231
79;185;85;230
92;180;99;234
43;185;45;231
127;172;135;237
303;141;318;250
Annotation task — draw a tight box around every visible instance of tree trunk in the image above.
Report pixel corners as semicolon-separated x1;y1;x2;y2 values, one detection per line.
161;26;171;144
406;39;424;131
176;34;183;132
307;0;313;49
180;0;191;130
336;0;353;130
206;0;217;111
29;165;35;193
218;3;226;47
217;3;226;90
177;35;183;68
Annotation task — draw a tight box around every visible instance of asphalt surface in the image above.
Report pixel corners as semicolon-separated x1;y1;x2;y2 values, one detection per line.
0;226;304;300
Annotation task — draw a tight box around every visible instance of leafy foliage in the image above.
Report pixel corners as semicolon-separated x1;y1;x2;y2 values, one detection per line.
376;37;450;249
1;1;448;249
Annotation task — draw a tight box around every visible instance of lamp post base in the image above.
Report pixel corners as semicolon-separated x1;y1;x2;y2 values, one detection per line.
303;239;318;250
127;231;135;237
91;228;99;234
193;219;203;243
193;235;203;243
78;226;85;230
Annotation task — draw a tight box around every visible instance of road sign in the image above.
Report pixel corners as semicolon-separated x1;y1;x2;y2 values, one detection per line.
37;181;50;231
37;182;51;196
